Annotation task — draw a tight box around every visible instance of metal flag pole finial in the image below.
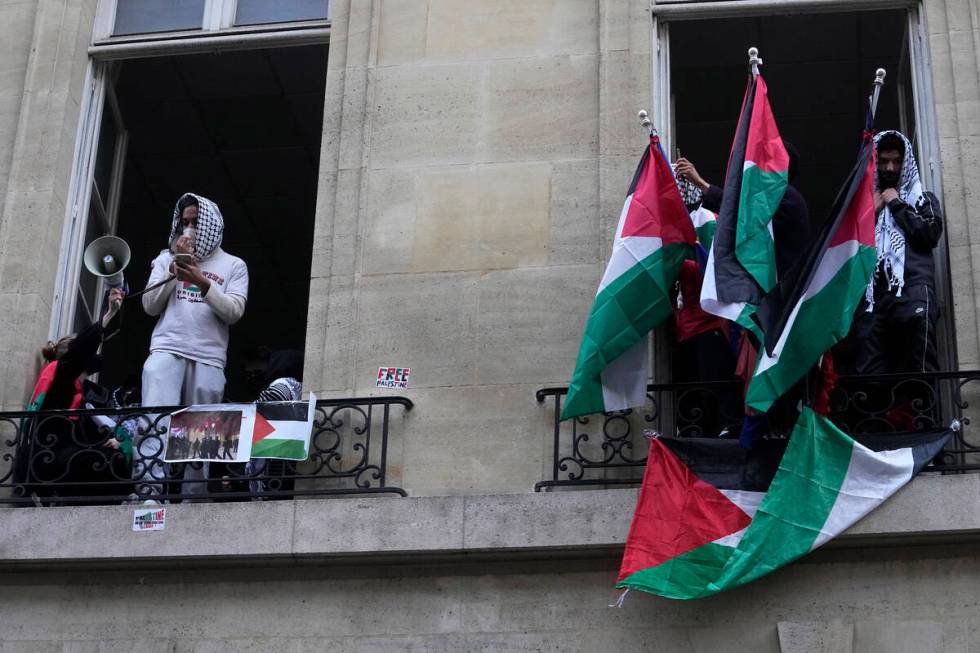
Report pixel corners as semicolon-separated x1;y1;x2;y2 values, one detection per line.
638;109;656;136
870;67;887;122
748;47;762;76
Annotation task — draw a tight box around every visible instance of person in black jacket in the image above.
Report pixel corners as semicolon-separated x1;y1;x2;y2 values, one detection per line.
854;130;944;374
15;288;128;502
675;141;810;284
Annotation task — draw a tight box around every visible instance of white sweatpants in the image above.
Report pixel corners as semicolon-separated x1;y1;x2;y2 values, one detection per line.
139;352;226;498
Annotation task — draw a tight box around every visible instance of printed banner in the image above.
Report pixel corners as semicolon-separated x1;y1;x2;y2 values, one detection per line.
376;366;411;389
133;507;166;532
163;404;256;463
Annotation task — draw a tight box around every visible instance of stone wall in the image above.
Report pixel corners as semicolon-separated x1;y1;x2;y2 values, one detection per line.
2;474;980;652
0;0;96;410
305;0;653;496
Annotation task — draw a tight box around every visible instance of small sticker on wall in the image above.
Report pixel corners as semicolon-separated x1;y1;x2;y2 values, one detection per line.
376;366;411;389
133;507;167;532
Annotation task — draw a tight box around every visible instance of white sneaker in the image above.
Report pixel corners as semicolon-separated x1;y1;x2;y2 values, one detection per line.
141;499;161;506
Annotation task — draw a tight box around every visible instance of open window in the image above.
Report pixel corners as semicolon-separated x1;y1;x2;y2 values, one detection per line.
653;4;952;378
96;45;327;399
53;11;328;400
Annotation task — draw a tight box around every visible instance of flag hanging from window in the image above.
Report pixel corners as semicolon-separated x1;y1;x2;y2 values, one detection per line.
561;135;695;421
701;73;787;335
617;408;951;600
746;135;878;412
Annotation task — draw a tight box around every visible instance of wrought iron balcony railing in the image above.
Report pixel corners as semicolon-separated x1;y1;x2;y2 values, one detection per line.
535;371;980;491
0;396;411;505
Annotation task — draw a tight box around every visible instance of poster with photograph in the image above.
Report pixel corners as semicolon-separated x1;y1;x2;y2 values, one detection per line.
163;404;255;463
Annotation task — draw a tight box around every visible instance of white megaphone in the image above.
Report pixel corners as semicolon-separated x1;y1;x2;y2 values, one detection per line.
83;235;131;288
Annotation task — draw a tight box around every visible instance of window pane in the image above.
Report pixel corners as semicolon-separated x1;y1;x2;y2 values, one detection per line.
93;112;118;204
113;0;206;36
75;199;105;329
235;0;328;26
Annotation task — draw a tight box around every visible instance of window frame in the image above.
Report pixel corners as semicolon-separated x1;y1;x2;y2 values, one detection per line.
92;0;331;46
51;2;331;340
650;0;954;373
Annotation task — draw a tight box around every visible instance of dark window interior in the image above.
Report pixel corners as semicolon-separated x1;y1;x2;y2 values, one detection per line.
100;45;327;400
669;9;914;227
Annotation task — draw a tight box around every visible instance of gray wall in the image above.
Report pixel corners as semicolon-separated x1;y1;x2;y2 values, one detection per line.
0;0;97;410
306;0;653;495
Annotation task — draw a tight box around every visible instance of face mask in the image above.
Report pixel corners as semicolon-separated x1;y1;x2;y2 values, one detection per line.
878;170;900;190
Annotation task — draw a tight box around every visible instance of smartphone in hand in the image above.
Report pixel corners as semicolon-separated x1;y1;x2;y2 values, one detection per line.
174;253;195;266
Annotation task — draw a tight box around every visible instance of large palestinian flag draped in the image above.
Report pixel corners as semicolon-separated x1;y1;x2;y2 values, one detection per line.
561;136;695;421
252;393;316;460
617;408;951;600
746;137;878;413
701;73;787;333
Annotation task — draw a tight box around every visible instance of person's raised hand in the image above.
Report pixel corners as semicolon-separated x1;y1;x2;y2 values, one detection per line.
174;258;211;296
675;158;710;191
102;287;126;326
173;235;194;254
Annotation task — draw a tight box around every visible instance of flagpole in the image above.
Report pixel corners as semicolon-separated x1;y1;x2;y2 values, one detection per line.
870;68;887;121
638;109;655;136
748;47;761;77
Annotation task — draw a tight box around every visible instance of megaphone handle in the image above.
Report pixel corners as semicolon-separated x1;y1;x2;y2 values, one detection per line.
124;274;177;302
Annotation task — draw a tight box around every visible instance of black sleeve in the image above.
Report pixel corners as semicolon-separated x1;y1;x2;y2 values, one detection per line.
888;191;943;251
702;185;724;213
52;322;104;385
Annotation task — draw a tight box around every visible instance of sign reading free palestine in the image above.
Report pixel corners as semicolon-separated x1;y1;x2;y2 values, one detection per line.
376;366;410;389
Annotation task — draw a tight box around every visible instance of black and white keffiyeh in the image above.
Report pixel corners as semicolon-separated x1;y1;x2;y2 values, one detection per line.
865;130;924;310
168;192;224;261
672;163;704;209
258;377;303;402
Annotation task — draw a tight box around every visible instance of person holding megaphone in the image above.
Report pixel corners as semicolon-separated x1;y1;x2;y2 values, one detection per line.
138;192;249;501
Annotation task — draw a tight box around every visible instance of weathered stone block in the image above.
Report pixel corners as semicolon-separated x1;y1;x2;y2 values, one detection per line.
411;162;551;273
481;54;599;163
352;271;479;390
377;0;428;66
424;0;599;62
476;264;599;385
398;384;547;495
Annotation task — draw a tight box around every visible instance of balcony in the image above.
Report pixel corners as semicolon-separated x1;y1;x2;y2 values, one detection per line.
535;371;980;491
0;396;411;505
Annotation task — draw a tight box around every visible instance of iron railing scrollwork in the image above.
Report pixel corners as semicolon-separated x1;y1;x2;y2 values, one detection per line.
535;371;980;490
0;396;411;505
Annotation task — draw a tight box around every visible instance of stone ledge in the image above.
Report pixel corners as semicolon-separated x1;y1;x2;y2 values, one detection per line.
0;473;977;570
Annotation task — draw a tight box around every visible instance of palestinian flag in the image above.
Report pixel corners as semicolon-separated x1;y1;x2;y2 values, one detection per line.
252;393;316;460
701;73;786;334
690;206;717;251
617;407;951;600
746;137;877;413
561;136;695;421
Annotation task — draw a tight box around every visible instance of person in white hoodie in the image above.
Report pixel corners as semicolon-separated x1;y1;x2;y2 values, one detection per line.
138;193;249;500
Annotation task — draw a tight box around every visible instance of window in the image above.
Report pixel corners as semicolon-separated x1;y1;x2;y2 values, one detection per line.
113;0;206;36
651;3;951;378
53;4;330;395
100;0;330;40
57;75;127;338
235;0;328;26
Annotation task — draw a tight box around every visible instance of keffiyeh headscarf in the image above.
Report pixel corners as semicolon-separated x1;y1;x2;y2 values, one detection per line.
169;192;224;261
865;130;924;311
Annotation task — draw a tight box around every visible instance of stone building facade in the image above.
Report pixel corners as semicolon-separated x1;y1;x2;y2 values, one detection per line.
1;0;980;651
